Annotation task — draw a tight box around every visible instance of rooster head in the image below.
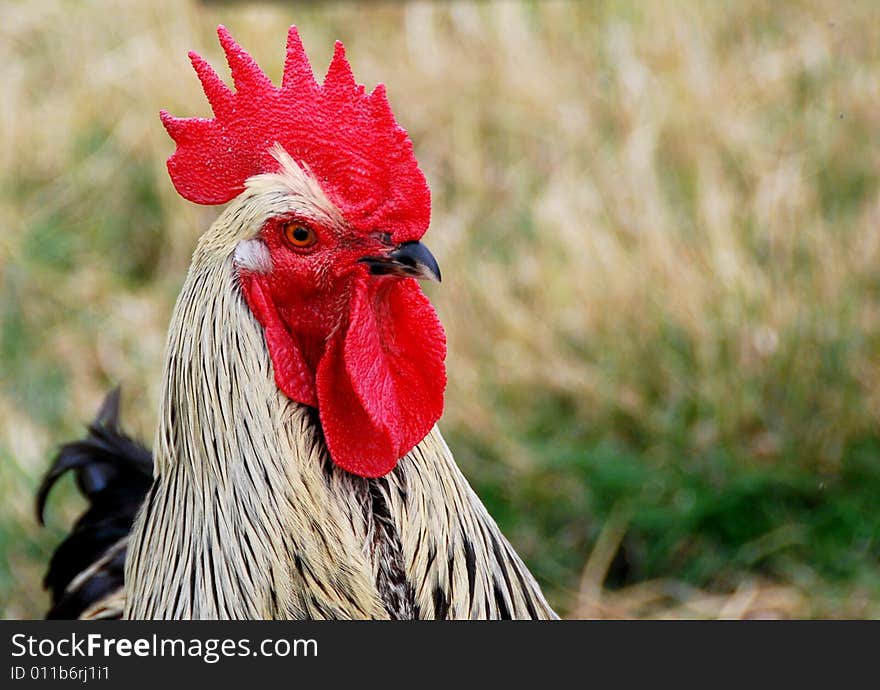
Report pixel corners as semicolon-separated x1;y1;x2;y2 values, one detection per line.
161;25;446;478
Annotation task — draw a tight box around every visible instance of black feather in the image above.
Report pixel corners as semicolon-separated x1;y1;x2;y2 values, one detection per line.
36;387;153;619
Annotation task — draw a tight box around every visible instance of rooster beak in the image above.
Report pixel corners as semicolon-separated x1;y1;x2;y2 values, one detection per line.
359;241;442;283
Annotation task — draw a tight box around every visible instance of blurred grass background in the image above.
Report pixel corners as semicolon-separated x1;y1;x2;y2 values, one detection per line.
2;0;879;618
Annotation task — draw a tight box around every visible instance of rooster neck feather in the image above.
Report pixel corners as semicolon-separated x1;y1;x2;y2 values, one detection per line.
124;197;556;619
126;211;385;618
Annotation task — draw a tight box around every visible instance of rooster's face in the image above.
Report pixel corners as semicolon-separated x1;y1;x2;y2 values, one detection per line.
162;28;447;478
235;151;446;478
240;151;440;349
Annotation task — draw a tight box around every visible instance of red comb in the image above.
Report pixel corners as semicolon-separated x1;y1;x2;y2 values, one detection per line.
162;26;430;241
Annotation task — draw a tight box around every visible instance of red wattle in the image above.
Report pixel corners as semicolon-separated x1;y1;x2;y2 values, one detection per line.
316;332;399;478
343;277;446;457
242;270;446;478
318;276;446;477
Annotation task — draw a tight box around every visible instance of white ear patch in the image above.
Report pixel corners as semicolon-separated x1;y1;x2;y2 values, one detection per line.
234;239;273;273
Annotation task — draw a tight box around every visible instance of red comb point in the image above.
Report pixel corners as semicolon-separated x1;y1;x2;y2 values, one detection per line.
216;25;275;95
163;25;430;241
282;26;317;93
324;42;359;94
187;51;233;117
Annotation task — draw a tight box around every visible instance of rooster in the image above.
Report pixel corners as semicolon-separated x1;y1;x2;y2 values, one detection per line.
38;25;557;620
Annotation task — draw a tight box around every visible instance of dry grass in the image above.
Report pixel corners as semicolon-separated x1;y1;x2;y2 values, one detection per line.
2;0;879;618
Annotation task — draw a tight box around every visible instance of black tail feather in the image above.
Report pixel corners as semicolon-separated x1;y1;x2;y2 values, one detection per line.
37;387;153;619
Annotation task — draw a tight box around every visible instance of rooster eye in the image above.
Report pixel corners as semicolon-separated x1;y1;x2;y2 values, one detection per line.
283;222;317;249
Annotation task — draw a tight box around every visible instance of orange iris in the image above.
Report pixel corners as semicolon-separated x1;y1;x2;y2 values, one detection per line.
283;222;317;249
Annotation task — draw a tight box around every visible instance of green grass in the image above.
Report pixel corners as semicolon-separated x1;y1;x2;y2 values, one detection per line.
451;412;880;616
